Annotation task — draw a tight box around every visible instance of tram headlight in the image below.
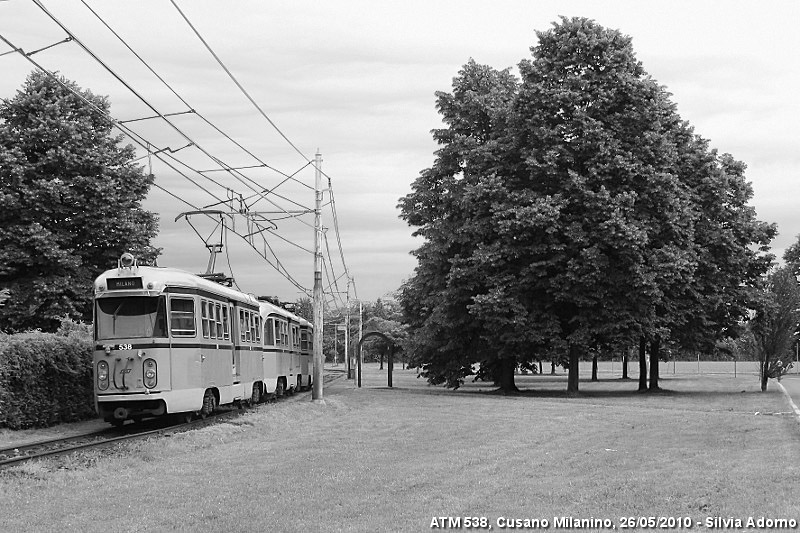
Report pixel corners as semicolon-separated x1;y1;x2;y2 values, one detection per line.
143;358;157;389
97;361;109;391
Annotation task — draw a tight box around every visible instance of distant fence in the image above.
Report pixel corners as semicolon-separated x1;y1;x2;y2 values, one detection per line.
574;358;800;377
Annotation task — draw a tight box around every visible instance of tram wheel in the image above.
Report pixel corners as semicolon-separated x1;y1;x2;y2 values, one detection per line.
275;378;285;398
250;382;262;405
200;390;216;418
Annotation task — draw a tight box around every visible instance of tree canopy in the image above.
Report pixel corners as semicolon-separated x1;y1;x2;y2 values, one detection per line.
398;17;774;392
0;70;159;332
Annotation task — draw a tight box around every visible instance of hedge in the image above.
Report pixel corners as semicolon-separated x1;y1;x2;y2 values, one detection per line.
0;327;96;429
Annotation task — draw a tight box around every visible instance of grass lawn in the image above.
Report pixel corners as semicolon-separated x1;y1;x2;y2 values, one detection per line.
1;364;798;532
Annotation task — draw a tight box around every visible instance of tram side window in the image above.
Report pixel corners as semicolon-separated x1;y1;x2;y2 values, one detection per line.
279;321;289;346
264;318;275;346
250;313;261;344
221;305;230;340
214;303;223;339
201;300;210;338
239;310;252;343
300;330;309;351
201;299;221;339
170;298;196;337
210;302;217;339
274;320;281;346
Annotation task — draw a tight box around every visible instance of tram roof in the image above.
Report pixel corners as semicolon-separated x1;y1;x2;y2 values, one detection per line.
96;263;311;326
257;299;311;327
95;265;260;305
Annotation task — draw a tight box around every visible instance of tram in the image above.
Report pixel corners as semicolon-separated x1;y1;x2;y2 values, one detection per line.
92;253;312;426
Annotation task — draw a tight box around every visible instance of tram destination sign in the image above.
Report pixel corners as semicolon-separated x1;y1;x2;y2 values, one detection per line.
107;277;144;290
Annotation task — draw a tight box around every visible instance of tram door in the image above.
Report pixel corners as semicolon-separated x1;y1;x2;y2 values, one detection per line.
200;299;234;390
233;306;262;399
168;296;201;391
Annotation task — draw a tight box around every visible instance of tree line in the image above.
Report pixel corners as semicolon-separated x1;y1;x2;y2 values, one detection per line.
397;17;783;393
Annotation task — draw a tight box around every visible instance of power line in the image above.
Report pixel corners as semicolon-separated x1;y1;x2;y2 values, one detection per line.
23;2;328;291
169;0;310;162
78;0;313;194
0;31;312;292
32;0;316;226
160;1;355;303
327;183;352;282
3;6;357;304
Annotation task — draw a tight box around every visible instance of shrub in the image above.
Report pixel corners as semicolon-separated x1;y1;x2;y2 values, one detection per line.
0;326;95;429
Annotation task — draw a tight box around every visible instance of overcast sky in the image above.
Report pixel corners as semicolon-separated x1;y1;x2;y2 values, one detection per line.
1;1;798;305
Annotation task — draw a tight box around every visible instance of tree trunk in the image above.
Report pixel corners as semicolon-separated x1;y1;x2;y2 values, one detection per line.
497;357;519;393
760;356;769;391
649;337;661;391
591;354;598;381
638;336;647;391
551;359;556;375
379;350;384;370
567;344;580;394
538;360;543;374
622;352;629;380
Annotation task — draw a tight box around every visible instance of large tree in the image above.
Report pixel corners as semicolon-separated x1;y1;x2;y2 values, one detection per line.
399;17;774;394
508;17;705;393
399;59;520;390
0;71;159;332
658;132;775;388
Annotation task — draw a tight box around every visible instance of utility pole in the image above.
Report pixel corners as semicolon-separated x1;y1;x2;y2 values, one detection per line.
312;151;324;403
358;298;363;387
345;277;351;379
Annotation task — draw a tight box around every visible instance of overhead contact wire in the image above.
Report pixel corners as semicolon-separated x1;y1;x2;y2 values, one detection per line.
79;0;313;194
34;0;315;231
169;0;311;163
0;31;309;291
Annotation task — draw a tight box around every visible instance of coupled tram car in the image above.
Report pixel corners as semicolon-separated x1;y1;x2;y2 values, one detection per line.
92;253;313;426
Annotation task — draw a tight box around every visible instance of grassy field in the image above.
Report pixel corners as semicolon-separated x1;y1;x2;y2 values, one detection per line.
1;364;799;532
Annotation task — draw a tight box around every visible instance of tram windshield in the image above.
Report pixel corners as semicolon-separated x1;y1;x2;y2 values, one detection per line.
95;296;168;340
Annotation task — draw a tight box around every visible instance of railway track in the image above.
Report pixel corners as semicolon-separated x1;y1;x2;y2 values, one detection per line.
0;371;343;470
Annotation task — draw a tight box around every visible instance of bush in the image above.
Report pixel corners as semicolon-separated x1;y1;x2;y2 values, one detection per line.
0;326;95;429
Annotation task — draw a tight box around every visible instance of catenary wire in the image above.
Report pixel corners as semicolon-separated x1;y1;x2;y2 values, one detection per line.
106;0;353;304
32;0;317;231
28;1;325;289
4;6;356;303
169;0;310;163
0;31;311;292
78;0;313;194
